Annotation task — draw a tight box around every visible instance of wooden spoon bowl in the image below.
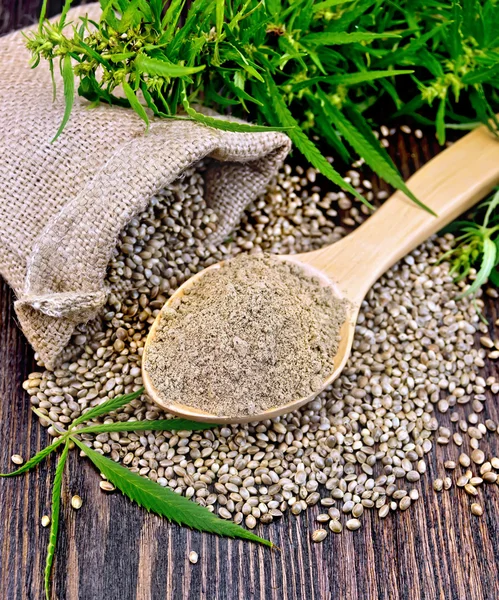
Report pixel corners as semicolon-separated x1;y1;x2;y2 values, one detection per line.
143;121;499;424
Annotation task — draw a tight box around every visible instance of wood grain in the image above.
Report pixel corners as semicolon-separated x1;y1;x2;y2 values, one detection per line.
1;3;499;599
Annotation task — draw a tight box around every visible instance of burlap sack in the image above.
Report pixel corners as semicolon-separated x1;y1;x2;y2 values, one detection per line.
0;4;291;369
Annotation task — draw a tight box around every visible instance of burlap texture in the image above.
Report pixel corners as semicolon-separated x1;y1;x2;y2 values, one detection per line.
0;4;291;369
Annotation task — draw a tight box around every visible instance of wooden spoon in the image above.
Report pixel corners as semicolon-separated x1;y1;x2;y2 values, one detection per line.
143;122;499;424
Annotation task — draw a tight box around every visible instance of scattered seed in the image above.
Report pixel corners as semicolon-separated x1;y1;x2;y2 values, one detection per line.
20;157;499;533
41;515;50;527
433;479;443;492
328;507;341;520
406;470;420;482
459;453;471;468
444;461;456;470
471;503;483;516
312;529;328;542
329;520;343;533
245;515;256;529
189;551;199;564
11;454;23;465
99;481;115;492
480;336;494;349
483;472;497;484
399;497;411;511
480;462;492;474
471;449;485;465
443;477;452;490
71;495;83;509
317;514;330;523
457;475;470;487
346;519;361;531
464;484;478;496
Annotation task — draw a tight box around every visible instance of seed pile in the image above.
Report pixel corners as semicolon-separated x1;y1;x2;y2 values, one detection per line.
22;125;499;542
145;254;346;417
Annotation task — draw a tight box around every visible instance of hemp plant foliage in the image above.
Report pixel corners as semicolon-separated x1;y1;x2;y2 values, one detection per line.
25;0;499;204
1;389;272;600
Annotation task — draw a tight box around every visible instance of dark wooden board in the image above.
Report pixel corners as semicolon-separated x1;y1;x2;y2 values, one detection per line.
1;3;499;599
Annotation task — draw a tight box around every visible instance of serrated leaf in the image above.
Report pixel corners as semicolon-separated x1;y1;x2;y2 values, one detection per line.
52;54;74;142
73;438;273;547
59;0;73;29
149;0;163;28
122;80;150;128
264;76;370;207
181;85;288;132
458;237;497;297
44;440;70;600
72;388;144;427
135;54;205;77
76;418;219;435
162;0;187;33
0;437;64;477
117;0;143;34
318;95;428;210
313;103;351;163
301;31;400;46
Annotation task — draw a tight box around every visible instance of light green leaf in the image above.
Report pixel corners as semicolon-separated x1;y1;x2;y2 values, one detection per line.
72;388;144;427
214;0;225;63
301;31;400;46
436;96;446;145
73;438;273;547
49;58;56;101
483;189;499;228
76;418;219;435
39;0;49;30
44;440;70;600
458;237;497;297
122;81;149;128
59;0;73;28
135;54;205;77
162;0;187;36
0;438;64;477
52;54;74;142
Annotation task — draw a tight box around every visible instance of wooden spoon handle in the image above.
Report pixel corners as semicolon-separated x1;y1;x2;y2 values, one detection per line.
297;122;499;303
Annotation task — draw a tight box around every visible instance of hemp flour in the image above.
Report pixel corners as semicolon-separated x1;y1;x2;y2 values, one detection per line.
144;254;346;417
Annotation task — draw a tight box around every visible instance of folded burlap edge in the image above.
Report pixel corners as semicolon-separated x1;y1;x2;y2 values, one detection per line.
14;119;291;369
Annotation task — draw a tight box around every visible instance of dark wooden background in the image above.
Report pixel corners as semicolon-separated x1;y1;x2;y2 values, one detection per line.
1;2;499;599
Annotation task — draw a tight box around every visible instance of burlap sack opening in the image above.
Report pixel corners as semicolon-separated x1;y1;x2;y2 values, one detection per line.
0;4;291;369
